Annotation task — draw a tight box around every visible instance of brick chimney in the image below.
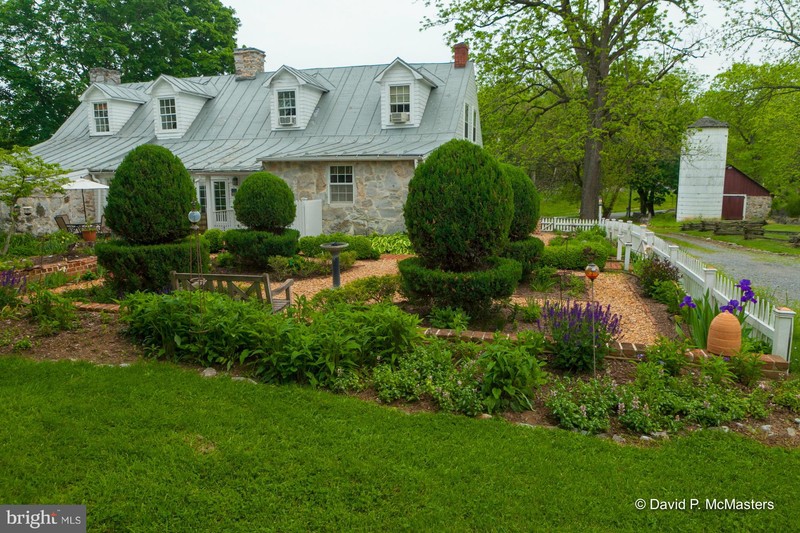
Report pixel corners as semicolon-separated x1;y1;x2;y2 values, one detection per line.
234;47;266;80
89;68;121;85
453;43;469;68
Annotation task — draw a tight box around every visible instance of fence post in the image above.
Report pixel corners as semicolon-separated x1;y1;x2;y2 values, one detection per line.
617;238;624;261
703;267;717;296
645;231;655;247
624;242;632;271
668;245;679;263
772;307;796;361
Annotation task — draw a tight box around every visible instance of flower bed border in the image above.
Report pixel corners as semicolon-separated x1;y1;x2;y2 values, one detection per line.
421;327;789;379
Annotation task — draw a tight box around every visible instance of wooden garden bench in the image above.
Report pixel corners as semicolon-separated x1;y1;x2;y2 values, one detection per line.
169;271;293;313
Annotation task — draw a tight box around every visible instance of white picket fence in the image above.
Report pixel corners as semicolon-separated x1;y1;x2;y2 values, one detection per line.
539;216;796;360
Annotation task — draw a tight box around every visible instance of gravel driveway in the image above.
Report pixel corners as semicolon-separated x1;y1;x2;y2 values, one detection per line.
662;233;800;305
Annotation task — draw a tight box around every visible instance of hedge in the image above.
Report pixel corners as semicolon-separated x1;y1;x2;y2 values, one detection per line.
299;233;379;260
96;238;209;293
224;229;300;268
540;241;611;270
502;237;545;280
398;257;522;314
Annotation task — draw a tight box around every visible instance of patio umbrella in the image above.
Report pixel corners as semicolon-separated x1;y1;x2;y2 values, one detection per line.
61;174;109;222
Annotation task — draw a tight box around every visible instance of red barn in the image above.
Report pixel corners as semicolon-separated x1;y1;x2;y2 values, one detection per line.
722;165;772;220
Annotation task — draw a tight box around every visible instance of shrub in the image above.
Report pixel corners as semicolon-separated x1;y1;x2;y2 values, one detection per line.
540;300;622;372
96;238;209;293
224;229;300;268
501;163;541;241
773;378;800;412
429;306;471;332
26;288;77;334
372;340;483;416
299;233;379;260
370;233;414;255
233;172;296;231
404;139;513;271
105;145;195;244
502;237;544;279
398;257;521;315
541;241;610;270
528;266;557;292
651;280;683;315
634;255;679;298
203;229;225;253
0;269;26;309
727;352;764;387
477;332;547;413
545;377;618;433
267;251;357;280
645;336;689;377
311;275;399;308
214;252;236;268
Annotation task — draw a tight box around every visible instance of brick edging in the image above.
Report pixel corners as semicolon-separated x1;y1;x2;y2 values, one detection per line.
422;328;790;377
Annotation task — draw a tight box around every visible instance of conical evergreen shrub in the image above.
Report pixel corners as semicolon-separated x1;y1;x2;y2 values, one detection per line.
105;145;194;245
403;139;512;272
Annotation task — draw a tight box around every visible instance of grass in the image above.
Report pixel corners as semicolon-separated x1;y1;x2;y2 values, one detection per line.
1;357;799;531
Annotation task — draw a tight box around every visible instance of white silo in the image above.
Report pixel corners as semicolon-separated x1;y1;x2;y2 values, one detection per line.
676;117;729;221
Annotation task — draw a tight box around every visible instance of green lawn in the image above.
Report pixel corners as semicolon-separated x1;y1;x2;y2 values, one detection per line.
1;357;798;531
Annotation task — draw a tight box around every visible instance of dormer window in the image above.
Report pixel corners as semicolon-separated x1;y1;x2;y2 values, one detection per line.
277;90;297;126
159;98;178;130
93;103;110;133
374;58;438;129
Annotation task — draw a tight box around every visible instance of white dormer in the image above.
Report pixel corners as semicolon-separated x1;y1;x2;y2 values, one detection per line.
263;65;329;131
79;84;148;136
374;58;438;129
145;75;216;139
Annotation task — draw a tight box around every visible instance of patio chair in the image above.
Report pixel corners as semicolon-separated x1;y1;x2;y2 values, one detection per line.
98;215;113;239
54;214;82;236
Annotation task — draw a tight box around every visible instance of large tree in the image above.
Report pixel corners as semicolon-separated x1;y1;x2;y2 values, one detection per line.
0;0;239;148
426;0;702;219
722;0;800;58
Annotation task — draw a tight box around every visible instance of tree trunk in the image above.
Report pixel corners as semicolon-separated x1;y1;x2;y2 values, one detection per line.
1;226;13;256
579;61;607;221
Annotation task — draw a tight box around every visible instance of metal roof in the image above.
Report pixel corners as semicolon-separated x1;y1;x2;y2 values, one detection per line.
32;61;472;172
263;65;330;92
79;83;149;103
690;116;729;128
145;74;217;99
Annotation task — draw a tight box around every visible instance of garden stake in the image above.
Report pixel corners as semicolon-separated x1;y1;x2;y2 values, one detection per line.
585;263;600;377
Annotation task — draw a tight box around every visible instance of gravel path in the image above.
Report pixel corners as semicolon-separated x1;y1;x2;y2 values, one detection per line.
662;233;800;304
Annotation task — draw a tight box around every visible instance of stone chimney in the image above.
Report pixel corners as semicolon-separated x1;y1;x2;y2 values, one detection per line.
89;68;121;85
234;47;266;80
453;43;469;68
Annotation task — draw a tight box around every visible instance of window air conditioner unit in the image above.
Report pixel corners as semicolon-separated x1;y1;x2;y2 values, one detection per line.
390;112;410;123
279;116;296;126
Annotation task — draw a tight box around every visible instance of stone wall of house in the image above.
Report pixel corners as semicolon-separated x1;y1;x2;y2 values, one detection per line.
262;160;415;235
745;195;772;221
0;190;98;237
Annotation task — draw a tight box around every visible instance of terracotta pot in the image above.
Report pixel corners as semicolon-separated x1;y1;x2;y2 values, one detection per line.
706;311;742;356
81;230;97;242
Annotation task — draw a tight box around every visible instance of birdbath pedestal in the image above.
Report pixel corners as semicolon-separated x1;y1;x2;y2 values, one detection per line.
320;242;350;288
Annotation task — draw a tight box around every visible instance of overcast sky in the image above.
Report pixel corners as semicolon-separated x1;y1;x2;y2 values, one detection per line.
224;0;745;80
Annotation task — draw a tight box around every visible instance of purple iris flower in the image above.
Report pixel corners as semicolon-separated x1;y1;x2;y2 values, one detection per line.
679;295;696;309
720;299;742;313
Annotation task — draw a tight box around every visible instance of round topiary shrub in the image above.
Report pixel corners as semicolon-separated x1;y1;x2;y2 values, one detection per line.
234;172;296;232
501;163;541;241
404;139;513;272
398;257;522;314
105;145;195;245
502;237;545;280
224;228;300;268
